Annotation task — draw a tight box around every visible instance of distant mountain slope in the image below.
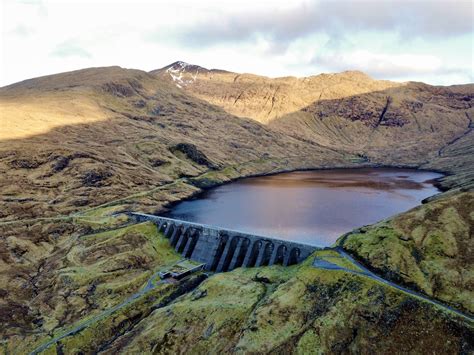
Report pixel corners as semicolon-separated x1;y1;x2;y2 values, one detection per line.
152;61;400;124
0;66;345;221
152;61;474;183
270;83;473;165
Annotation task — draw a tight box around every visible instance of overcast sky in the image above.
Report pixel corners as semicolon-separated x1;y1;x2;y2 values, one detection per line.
1;0;473;86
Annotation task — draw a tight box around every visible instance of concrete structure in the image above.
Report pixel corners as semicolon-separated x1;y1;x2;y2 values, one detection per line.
159;260;205;280
130;212;319;272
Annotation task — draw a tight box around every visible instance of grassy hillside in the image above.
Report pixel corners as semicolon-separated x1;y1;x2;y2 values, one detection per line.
1;64;473;353
152;63;401;124
10;244;473;353
0;66;348;222
339;191;474;315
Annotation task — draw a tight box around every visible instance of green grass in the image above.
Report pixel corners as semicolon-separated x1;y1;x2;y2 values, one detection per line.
24;222;186;354
313;249;364;273
340;192;474;315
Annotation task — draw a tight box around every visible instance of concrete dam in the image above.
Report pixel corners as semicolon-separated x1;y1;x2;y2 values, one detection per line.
130;212;319;272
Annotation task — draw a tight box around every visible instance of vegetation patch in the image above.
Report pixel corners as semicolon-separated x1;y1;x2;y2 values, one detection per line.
340;192;474;314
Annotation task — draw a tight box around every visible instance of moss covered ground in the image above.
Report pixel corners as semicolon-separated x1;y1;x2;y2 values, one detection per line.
79;252;473;354
339;191;474;315
3;219;182;354
2;200;473;354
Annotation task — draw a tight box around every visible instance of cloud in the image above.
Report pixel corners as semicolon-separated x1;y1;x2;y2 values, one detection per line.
2;0;472;86
10;25;34;37
50;40;92;59
16;0;42;3
170;0;473;51
15;0;48;16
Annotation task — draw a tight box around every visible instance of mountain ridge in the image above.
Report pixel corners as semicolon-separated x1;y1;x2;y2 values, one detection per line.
3;61;472;91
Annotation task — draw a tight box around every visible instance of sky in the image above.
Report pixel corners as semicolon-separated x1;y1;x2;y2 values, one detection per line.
1;0;473;86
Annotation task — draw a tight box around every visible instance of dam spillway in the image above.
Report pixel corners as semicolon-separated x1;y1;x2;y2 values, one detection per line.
129;212;319;272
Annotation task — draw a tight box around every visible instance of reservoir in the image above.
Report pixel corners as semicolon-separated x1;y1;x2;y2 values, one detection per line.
165;168;443;247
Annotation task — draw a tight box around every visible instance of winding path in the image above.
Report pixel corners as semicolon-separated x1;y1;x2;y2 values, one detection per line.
313;248;474;322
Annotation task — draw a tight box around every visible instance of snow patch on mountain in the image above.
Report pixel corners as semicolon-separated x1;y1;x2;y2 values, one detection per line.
166;61;199;89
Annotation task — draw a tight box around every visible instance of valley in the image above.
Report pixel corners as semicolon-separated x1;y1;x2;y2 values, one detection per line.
0;63;473;353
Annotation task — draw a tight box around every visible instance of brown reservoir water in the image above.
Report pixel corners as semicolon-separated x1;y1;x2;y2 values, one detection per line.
165;168;443;247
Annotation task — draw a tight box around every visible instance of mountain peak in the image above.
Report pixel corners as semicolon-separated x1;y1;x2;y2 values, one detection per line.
150;61;207;88
150;61;233;89
166;60;192;69
160;61;208;73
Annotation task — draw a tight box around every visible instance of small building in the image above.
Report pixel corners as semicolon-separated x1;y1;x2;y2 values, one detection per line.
159;260;205;280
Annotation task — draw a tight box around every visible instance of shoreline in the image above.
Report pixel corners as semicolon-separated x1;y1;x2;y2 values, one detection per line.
159;163;449;215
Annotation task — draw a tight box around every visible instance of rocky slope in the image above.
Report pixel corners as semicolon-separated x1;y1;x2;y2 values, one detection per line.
151;61;401;125
154;61;473;180
1;63;473;353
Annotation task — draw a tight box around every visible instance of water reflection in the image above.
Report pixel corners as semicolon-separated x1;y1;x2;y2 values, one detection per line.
165;168;443;247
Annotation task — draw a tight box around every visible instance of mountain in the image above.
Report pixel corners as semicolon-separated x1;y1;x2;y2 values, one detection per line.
1;63;473;353
151;61;232;88
0;66;346;220
152;61;474;189
153;62;397;124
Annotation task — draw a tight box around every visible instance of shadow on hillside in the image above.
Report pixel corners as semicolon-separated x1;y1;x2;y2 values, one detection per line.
262;83;473;169
0;75;346;221
0;72;472;222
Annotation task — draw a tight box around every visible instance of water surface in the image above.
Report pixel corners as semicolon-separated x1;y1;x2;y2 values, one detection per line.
165;168;443;247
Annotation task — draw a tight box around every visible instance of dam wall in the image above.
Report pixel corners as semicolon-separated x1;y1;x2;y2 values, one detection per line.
129;212;318;272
